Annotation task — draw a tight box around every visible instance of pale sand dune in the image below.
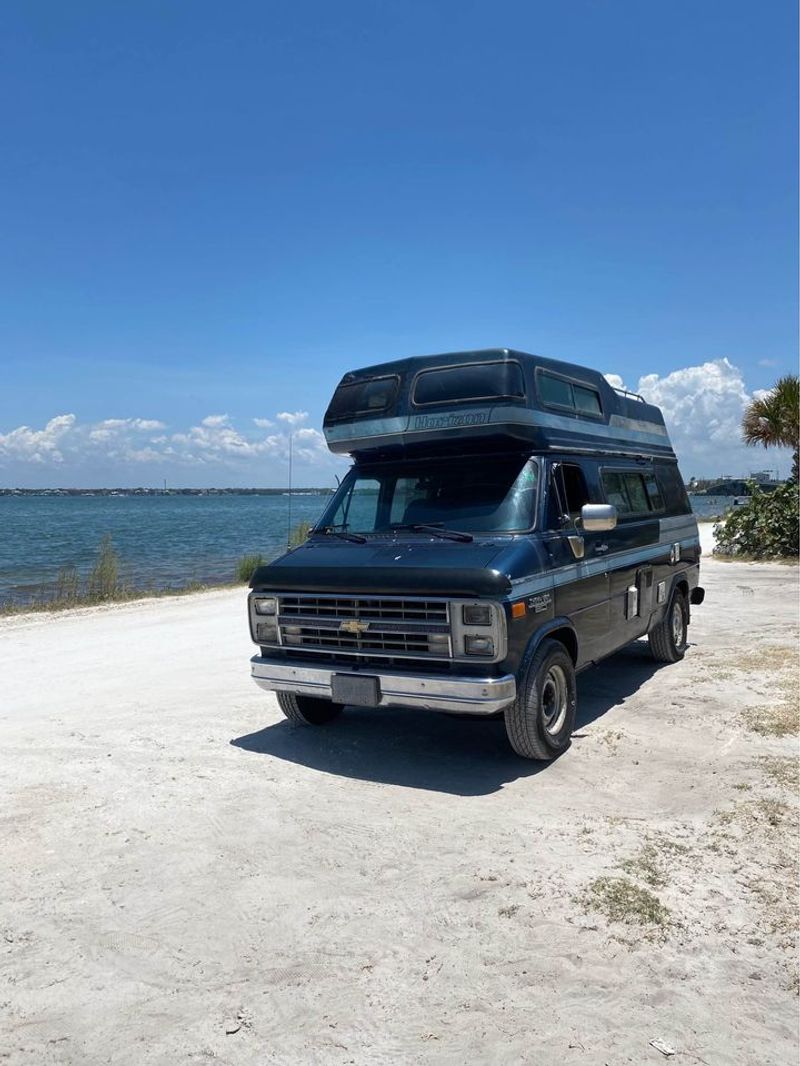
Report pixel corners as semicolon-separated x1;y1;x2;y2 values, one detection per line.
0;553;797;1065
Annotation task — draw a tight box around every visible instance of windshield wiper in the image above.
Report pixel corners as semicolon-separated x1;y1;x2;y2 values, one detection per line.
394;523;474;543
314;525;367;544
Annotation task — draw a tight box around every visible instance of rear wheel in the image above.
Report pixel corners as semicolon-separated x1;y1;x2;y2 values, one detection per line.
276;692;344;725
649;588;689;663
504;639;577;760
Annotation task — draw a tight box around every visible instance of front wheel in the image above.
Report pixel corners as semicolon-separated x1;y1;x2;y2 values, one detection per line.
504;639;577;760
649;588;688;663
276;692;344;725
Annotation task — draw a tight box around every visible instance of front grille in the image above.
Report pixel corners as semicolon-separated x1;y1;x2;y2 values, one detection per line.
279;595;448;623
277;594;452;661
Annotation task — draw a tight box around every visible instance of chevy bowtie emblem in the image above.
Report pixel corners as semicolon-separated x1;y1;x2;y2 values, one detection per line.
340;619;370;634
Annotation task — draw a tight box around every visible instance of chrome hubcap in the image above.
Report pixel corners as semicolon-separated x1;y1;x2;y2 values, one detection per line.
671;602;685;647
541;665;568;735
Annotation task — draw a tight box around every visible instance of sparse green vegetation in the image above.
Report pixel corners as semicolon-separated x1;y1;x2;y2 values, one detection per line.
620;844;667;889
234;553;265;583
759;756;798;791
289;519;312;547
86;534;122;601
583;876;671;932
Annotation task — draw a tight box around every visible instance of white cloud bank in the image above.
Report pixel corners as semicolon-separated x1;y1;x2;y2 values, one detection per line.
0;359;793;483
604;358;792;478
0;409;342;484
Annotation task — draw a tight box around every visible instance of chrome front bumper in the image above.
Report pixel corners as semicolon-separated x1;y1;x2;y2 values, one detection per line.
250;656;516;716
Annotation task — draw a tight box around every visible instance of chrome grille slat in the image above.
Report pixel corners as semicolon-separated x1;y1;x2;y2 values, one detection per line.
277;593;452;661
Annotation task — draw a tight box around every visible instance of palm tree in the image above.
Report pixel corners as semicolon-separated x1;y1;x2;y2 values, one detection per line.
742;374;799;483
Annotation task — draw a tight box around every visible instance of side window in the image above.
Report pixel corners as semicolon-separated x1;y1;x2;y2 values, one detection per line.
538;372;603;416
539;373;573;407
602;472;632;513
644;473;664;511
573;385;602;415
624;474;650;513
549;463;591;527
601;470;658;516
656;463;691;514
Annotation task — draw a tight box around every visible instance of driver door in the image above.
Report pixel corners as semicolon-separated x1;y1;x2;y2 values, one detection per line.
541;461;610;667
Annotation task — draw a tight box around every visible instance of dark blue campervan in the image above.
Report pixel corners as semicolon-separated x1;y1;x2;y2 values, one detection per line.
248;349;704;760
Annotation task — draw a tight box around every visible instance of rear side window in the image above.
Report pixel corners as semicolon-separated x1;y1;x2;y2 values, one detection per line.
326;376;399;423
656;463;691;515
644;474;664;511
602;470;660;515
537;372;602;416
413;361;525;406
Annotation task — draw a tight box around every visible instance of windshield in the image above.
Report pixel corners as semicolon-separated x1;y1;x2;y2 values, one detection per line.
316;455;538;535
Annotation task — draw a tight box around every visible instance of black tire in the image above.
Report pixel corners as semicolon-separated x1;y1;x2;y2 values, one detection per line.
276;691;344;725
649;588;689;663
504;639;577;760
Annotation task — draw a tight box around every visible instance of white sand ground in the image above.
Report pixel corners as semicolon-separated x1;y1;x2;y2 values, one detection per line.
1;528;798;1065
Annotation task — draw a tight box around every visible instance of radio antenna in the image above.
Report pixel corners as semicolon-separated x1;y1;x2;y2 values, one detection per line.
286;431;293;547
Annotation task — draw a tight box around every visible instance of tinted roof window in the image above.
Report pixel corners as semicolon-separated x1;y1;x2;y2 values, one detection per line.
538;373;572;407
574;384;602;415
326;376;399;422
538;372;602;416
413;361;525;406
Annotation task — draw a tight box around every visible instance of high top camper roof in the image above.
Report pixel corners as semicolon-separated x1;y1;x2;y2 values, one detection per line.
323;348;675;461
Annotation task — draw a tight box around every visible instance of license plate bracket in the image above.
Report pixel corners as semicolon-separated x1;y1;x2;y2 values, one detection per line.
331;673;381;707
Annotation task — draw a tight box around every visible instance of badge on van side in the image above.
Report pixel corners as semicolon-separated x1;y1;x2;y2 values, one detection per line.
527;593;552;613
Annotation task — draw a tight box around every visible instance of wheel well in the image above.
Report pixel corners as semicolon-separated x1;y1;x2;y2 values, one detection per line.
674;577;689;599
546;626;578;664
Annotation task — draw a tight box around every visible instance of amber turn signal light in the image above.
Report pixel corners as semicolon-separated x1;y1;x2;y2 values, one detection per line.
511;601;526;619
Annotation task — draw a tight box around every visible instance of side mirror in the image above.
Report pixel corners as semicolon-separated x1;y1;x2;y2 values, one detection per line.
581;503;617;531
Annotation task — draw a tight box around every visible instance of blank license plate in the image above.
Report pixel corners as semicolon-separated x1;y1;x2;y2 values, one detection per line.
331;674;381;707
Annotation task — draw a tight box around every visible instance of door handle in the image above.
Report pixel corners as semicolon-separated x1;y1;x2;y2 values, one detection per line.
595;543;609;554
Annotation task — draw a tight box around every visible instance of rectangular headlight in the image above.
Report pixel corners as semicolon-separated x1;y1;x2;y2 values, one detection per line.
464;635;495;657
253;596;277;616
462;604;492;626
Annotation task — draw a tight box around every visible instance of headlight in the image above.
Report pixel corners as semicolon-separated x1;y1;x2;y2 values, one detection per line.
462;604;492;626
252;596;277;616
464;635;495;657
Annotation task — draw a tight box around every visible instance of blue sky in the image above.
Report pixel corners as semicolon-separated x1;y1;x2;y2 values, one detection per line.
0;0;796;486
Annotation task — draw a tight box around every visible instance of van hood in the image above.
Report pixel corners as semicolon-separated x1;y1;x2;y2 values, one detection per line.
248;535;533;598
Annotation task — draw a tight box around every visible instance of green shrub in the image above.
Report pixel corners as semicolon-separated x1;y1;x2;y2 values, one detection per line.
714;481;799;559
54;565;81;605
289;520;312;547
235;553;265;583
87;534;121;600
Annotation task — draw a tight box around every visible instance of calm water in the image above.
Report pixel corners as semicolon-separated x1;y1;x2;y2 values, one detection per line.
0;492;736;605
0;494;331;605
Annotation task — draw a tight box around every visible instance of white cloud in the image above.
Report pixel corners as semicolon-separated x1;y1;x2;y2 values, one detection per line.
757;358;778;368
603;373;627;392
0;414;76;463
0;410;339;476
634;358;792;478
276;411;308;427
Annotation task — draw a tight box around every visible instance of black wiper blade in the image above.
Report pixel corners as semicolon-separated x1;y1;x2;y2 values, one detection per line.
410;523;474;543
314;525;367;544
